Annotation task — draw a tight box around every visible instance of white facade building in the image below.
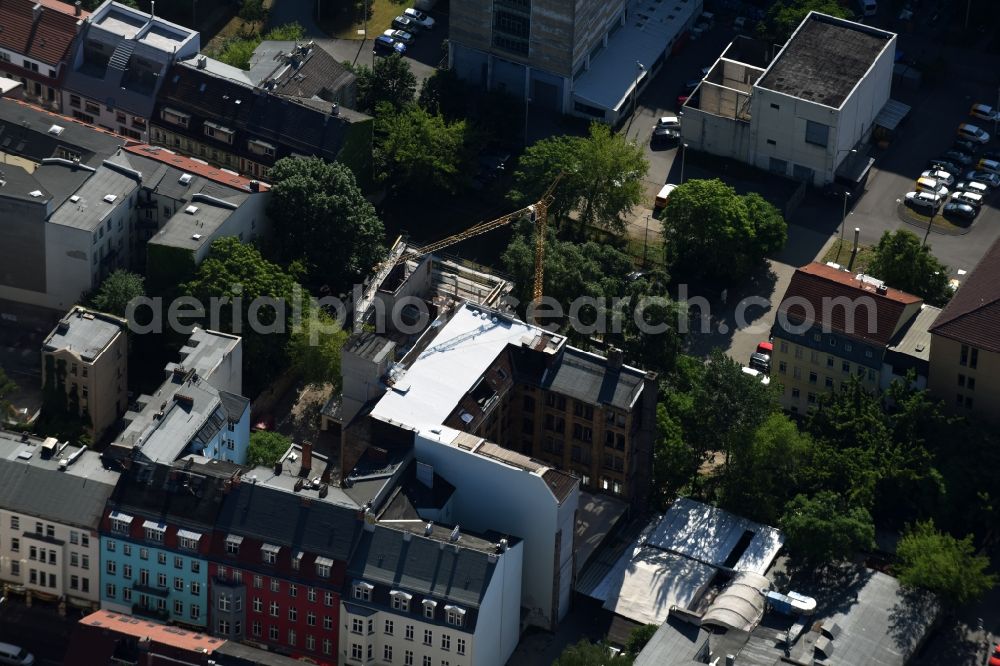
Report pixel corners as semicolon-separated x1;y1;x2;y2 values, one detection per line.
0;430;119;608
341;522;523;666
681;12;896;186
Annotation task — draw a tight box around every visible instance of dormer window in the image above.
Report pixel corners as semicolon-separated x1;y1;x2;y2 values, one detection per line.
177;529;202;551
261;543;280;564
142;520;166;543
353;581;373;601
445;605;466;627
422;599;437;619
161;107;190;128
247;138;276;157
390;590;411;612
110;511;133;535
225;534;242;555
315;557;333;578
204;121;235;145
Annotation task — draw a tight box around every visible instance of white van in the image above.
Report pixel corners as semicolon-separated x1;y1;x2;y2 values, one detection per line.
0;643;34;666
857;0;877;17
655;183;678;209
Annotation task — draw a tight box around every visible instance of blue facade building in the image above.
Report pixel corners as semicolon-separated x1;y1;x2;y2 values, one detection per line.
99;458;239;628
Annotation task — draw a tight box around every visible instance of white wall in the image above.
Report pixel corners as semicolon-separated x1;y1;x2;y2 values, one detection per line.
190;191;270;266
44;223;95;311
0;510;102;606
413;429;577;630
472;540;522;666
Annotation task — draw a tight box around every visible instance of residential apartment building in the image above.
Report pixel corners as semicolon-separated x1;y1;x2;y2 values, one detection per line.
150;48;370;182
0;429;119;609
449;0;702;123
62;0;199;140
928;237;1000;422
682;12;899;186
0;0;88;112
41;306;128;440
99;458;238;628
340;522;522;666
107;328;249;465
209;444;363;663
770;262;923;412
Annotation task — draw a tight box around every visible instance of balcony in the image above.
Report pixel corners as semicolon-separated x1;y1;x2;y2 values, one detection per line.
132;603;169;622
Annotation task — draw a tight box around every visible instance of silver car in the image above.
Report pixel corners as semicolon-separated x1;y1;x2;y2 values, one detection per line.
905;191;942;211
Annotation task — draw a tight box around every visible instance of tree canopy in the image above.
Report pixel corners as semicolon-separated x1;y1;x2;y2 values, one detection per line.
0;365;16;421
247;431;291;467
90;270;145;318
267;156;385;289
376;104;474;194
662;178;786;285
509;123;648;236
553;640;633;666
895;520;996;607
757;0;851;44
218;24;305;70
355;54;417;114
868;230;952;306
288;310;349;387
625;624;658;656
780;491;875;563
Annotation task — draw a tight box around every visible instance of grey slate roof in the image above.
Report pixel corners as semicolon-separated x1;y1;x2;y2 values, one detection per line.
0;97;124;166
0;163;50;203
347;524;499;611
0;429;119;530
542;347;646;410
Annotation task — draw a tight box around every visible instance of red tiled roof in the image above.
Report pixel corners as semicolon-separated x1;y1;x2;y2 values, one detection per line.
124;143;270;192
78;610;227;652
777;262;922;347
0;0;87;66
929;236;1000;353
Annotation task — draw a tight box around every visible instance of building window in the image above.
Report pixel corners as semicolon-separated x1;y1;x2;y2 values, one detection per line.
384;645;393;662
422;657;431;666
218;619;230;634
323;639;332;655
968;377;976;391
226;535;242;554
269;601;279;617
445;607;465;627
352;618;363;634
261;544;279;564
307;587;316;602
106;583;116;598
423;600;436;619
805;120;830;147
385;619;394;635
252;621;261;637
766;139;776;145
253;597;262;613
842;361;850;374
191;582;200;595
825;377;834;389
791;388;800;399
441;634;451;651
219;595;232;612
307;611;316;626
405;625;414;641
289;607;297;622
174;577;184;591
315;560;331;578
157;552;166;565
769;157;788;175
423;629;433;646
270;578;280;593
353;582;373;601
289;629;296;646
324;591;334;606
351;644;363;660
269;626;279;640
323;616;333;630
778;361;787;374
405;651;414;666
457;638;466;655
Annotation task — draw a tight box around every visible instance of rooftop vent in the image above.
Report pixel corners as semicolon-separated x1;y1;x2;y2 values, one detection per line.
29;190;43;198
178;173;193;185
185;205;198;214
424;522;433;536
449;525;460;542
48;124;65;136
103;194;117;203
69;195;80;203
191;233;202;240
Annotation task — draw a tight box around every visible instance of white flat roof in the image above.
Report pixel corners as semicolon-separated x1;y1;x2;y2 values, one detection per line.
371;304;559;429
603;546;717;625
573;0;703;112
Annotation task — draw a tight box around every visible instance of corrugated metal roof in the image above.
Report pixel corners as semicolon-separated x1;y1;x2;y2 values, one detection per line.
874;98;911;131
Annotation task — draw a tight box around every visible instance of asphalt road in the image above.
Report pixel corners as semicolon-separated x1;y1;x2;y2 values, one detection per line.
0;597;77;666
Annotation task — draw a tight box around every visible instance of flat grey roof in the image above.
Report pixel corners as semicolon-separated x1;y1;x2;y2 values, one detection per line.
171;328;241;379
575;490;629;576
43;307;124;361
544;347;646;411
887;304;940;362
48;164;139;231
756;13;894;108
0;163;50;203
0;429;120;529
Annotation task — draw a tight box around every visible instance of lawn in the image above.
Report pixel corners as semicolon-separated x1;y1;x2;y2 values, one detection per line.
318;0;408;40
821;238;874;273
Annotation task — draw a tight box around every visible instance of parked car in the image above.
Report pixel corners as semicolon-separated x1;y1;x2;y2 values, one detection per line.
0;643;34;666
943;201;978;220
915;176;948;197
656;115;681;130
905;191;942;211
373;34;406;55
953;190;984;207
941;149;974;166
652;126;681;145
970;103;998;121
965;170;1000;188
957;122;991;144
383;28;414;44
920;169;954;186
989;643;1000;666
392;15;419;31
977;158;1000;175
981;150;1000;162
749;351;771;373
955;180;989;195
927;159;961;176
404;7;435;28
953;139;979;154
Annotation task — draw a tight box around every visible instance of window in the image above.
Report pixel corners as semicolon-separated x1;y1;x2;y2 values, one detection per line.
253;575;262;589
289;607;297;622
289;629;296;646
252;621;261;637
405;625;414;641
441;634;451;650
226;536;242;554
457;638;466;655
791;388;801;399
384;645;394;662
191;582;200;595
121;588;131;602
219;595;232;612
315;561;331;578
323;615;333;630
253;597;263;613
270;601;279;617
367;618;374;635
968;377;977;391
70;575;79;590
351;644;363;660
106;540;116;553
173;599;183;615
323;639;332;656
270;578;280;593
123;544;131;557
405;651;414;666
261;545;278;564
106;583;116;598
766;139;776;145
269;626;279;640
191;560;200;573
70;95;81;109
144;523;165;543
769;157;788;175
161;107;190;127
352;618;364;634
289;584;297;598
770;103;780;110
174;556;183;569
157;573;166;587
826;356;834;368
422;657;431;666
353;582;373;601
307;611;316;626
423;600;436;619
778;361;787;374
793;367;801;380
204;121;235;144
111;515;131;534
307;587;316;602
958;374;966;387
306;635;315;651
971;347;979;369
106;560;116;575
174;577;184;591
385;619;394;635
424;629;433;645
324;591;334;606
446;607;465;627
825;376;834;389
218;619;230;634
81;554;89;569
805;120;830;147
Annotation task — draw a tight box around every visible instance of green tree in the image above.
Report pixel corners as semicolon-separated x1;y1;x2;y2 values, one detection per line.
418;69;468;120
355;54;417;113
652;405;700;509
288;311;349;387
218;24;304;69
662;179;786;285
757;0;851;44
90;270;145;318
182;237;304;395
553;640;633;666
510;122;648;236
625;624;658;655
248;431;292;467
377;105;474;194
238;0;266;22
895;520;995;607
267;157;385;288
0;365;16;421
868;230;952;306
780;491;875;564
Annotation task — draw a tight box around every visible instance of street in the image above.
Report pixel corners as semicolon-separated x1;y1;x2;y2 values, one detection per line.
0;597;77;666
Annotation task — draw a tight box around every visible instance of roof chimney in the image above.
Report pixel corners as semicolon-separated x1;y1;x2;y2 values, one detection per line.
32;3;43;22
301;442;312;473
449;525;460;542
248;179;260;192
424;521;433;536
273;460;282;476
607;346;624;370
197;55;207;69
74;1;81;16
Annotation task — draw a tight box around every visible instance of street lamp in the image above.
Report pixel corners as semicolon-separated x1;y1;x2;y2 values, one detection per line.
680;143;689;183
626;61;645;135
523;97;532;148
839;190;851;246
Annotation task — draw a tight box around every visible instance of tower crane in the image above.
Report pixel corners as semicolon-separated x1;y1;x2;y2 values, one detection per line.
395;176;562;301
